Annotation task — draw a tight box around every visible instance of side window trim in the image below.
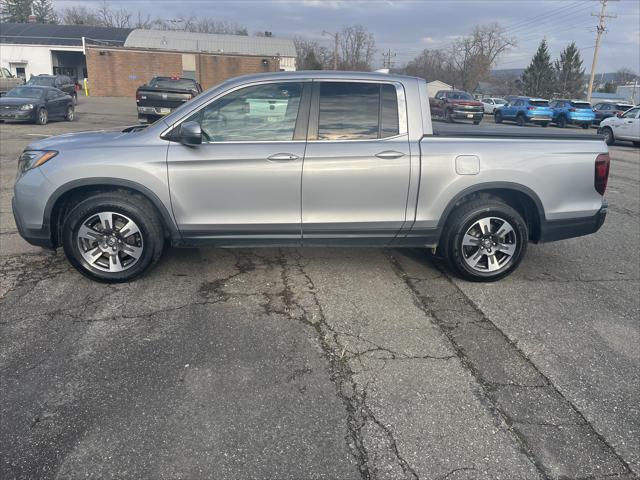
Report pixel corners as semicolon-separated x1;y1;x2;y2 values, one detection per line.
307;79;407;142
165;80;312;143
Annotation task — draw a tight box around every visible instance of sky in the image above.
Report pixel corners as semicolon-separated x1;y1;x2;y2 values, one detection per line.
58;0;640;73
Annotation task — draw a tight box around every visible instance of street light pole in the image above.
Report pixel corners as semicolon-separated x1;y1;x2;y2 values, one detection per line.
323;30;339;70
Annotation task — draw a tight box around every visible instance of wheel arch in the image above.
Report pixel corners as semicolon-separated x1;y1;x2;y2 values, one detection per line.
45;178;180;248
437;182;545;242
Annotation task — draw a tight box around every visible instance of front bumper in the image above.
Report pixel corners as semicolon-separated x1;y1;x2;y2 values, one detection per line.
451;110;483;121
538;204;607;243
12;196;53;248
0;109;34;121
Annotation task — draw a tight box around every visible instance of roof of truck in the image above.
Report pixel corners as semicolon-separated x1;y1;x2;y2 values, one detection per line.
222;70;419;84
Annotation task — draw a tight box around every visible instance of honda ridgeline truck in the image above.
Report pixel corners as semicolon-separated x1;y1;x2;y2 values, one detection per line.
12;72;610;283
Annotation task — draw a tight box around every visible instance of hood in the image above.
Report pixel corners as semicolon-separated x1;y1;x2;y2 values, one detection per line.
0;97;41;106
25;129;137;151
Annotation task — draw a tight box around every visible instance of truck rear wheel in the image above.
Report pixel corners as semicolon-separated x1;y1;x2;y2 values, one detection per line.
516;115;525;127
494;111;503;123
61;192;165;283
441;198;528;282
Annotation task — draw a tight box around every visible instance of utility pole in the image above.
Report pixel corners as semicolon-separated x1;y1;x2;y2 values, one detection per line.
382;49;396;70
323;30;339;70
587;0;617;102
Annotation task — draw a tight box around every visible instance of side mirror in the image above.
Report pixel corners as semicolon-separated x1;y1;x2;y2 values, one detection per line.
178;121;202;146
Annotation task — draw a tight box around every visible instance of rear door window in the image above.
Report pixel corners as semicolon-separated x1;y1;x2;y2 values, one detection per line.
529;100;549;107
317;82;396;141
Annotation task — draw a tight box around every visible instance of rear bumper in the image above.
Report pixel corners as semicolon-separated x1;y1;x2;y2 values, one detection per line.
12;196;53;248
527;115;552;122
538;204;607;243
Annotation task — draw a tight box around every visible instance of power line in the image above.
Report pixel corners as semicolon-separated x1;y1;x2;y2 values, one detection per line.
587;0;617;101
382;49;396;69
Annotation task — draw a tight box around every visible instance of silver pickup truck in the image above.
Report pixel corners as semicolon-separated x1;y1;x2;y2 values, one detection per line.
12;71;609;282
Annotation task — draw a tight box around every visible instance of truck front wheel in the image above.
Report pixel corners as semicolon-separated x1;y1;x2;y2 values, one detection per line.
441;198;528;282
61;192;165;283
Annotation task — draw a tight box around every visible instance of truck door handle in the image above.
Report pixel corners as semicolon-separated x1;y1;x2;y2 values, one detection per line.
375;151;405;159
267;153;299;161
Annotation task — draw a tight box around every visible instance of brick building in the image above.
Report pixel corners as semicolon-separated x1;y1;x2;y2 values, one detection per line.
86;29;297;97
1;24;297;97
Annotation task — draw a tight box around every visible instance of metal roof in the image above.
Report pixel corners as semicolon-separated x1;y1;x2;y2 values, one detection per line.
124;29;296;57
0;23;132;46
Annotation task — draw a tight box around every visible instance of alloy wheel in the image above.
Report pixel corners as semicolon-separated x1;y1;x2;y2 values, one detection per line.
461;216;517;273
76;211;144;273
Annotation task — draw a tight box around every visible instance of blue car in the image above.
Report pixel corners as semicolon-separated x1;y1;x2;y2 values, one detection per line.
494;97;554;127
550;99;596;129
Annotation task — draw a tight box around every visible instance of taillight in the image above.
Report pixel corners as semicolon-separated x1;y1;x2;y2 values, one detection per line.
527;106;535;110
569;108;576;112
594;153;610;195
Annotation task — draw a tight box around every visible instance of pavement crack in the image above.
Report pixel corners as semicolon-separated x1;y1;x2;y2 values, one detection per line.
436;467;476;479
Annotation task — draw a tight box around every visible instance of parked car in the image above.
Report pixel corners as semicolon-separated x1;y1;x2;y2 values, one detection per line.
429;90;484;124
136;76;202;124
592;102;634;125
27;74;77;104
0;86;74;124
0;66;24;95
550;99;595;129
494;97;553;127
598;106;640;146
12;71;609;283
481;97;507;114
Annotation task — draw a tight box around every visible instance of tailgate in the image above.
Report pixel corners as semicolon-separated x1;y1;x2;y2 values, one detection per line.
137;88;193;109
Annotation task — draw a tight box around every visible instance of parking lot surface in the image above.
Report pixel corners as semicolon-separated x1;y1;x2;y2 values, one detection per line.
1;98;638;480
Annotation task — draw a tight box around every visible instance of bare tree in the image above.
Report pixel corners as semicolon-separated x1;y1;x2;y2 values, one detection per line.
402;48;455;84
293;36;331;70
449;23;515;90
134;11;153;29
339;25;376;71
615;68;637;85
59;5;101;25
194;19;248;35
97;1;131;28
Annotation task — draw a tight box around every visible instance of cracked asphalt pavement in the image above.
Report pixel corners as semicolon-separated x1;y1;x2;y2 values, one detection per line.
1;98;638;479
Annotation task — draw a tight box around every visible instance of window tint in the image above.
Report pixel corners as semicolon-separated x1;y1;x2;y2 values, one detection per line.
529;100;549;107
318;82;379;140
494;98;506;104
192;82;302;142
317;82;399;141
571;101;591;109
622;108;639;119
1;67;11;77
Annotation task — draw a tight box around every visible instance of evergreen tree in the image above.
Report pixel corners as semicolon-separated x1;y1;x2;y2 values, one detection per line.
32;0;56;23
554;42;585;98
0;0;33;23
521;39;555;98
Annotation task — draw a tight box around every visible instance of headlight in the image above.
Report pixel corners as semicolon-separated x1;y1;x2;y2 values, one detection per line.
19;104;34;110
18;150;58;174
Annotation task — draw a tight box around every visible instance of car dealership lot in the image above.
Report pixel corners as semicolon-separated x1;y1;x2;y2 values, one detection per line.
1;98;638;479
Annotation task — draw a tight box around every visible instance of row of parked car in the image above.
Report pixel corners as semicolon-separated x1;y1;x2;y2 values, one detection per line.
0;74;78;125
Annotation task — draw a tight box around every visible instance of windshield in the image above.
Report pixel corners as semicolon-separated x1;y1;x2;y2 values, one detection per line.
150;78;198;90
6;87;44;99
616;104;633;111
529;100;549;107
27;77;56;87
447;91;473;100
570;101;592;109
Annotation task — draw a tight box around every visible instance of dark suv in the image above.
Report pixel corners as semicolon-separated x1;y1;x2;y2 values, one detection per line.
27;75;77;104
592;102;634;125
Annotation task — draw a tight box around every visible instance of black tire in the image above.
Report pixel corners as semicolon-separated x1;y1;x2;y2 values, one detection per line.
557;116;567;128
473;120;481;125
36;108;48;125
440;197;528;282
494;111;503;123
445;109;454;123
581;123;590;129
65;105;75;121
516;114;526;127
62;192;165;283
633;141;640;148
541;122;549;127
601;127;615;146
